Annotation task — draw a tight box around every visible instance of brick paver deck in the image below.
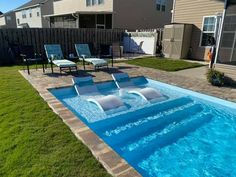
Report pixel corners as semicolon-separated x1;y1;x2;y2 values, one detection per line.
19;63;236;177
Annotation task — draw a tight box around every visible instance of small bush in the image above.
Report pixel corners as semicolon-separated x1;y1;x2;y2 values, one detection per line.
206;69;225;86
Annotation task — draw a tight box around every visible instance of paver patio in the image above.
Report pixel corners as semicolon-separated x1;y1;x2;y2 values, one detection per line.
19;62;236;177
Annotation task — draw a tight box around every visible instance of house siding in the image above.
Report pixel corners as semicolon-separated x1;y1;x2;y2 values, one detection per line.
173;0;224;60
0;16;6;26
53;0;113;15
15;6;43;28
113;0;173;29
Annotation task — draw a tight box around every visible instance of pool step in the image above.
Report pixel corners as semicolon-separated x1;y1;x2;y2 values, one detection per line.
122;113;213;161
105;103;203;148
91;97;194;133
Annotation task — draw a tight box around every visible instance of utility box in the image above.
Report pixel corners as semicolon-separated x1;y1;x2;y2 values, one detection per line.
162;24;192;59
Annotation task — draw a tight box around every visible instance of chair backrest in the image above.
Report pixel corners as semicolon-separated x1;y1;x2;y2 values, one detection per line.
20;45;35;59
75;44;92;58
72;76;99;95
111;73;134;88
99;44;111;56
44;44;64;62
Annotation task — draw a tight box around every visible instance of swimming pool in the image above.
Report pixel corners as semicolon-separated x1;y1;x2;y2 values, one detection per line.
50;77;236;177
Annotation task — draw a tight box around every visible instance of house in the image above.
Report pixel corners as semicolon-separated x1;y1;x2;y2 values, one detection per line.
0;11;17;28
14;0;54;28
171;0;236;65
44;0;173;29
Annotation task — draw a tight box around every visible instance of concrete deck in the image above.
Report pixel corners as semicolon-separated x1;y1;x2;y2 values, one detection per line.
19;63;236;177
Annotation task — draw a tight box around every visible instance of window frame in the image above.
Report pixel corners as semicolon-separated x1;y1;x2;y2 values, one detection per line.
199;15;217;47
156;0;166;12
22;10;27;19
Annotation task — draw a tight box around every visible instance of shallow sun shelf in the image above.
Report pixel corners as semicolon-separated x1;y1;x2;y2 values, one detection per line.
72;76;126;112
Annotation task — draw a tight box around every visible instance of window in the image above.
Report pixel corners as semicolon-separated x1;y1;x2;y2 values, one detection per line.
86;0;91;6
22;10;27;18
29;9;32;18
156;0;166;12
6;16;11;21
86;0;103;6
200;16;216;46
17;19;20;24
98;0;104;4
36;8;40;17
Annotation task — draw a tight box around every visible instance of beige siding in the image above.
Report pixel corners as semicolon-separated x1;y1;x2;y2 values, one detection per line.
0;17;6;26
53;0;113;15
113;0;173;29
173;0;224;60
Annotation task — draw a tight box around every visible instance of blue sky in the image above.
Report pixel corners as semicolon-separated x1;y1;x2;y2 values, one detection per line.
0;0;29;13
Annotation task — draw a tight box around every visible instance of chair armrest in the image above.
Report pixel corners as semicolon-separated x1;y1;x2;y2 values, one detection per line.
81;55;86;59
20;54;26;58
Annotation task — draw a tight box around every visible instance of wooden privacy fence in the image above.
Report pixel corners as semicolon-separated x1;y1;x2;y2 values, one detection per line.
0;28;125;65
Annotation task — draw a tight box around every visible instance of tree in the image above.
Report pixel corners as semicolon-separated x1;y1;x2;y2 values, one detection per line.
0;11;3;15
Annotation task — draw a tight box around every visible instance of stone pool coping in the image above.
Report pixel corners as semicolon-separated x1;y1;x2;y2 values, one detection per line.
19;63;236;177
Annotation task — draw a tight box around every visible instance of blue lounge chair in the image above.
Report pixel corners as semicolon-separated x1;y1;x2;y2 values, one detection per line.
75;44;108;70
44;44;77;73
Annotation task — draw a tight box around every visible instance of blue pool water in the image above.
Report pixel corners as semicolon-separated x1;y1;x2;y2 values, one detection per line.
50;77;236;177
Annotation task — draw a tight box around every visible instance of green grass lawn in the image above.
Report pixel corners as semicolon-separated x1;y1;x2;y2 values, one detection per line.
0;66;110;177
125;57;204;71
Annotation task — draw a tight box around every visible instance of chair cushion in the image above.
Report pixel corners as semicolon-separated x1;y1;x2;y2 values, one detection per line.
85;58;108;67
53;60;76;67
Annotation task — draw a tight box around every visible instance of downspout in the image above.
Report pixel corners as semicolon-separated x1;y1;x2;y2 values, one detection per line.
72;12;79;28
171;0;176;23
214;0;228;66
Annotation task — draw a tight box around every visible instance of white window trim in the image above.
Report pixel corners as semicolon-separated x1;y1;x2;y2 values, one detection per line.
199;15;217;48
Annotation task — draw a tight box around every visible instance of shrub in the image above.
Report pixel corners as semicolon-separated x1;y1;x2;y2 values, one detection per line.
206;69;225;86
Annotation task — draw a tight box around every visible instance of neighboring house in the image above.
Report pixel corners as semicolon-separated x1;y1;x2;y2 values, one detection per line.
14;0;54;28
171;0;236;64
0;11;17;28
44;0;173;29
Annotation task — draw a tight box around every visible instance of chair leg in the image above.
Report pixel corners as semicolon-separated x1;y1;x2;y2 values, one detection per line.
51;62;54;73
25;60;30;75
83;59;85;70
42;63;45;73
36;61;38;70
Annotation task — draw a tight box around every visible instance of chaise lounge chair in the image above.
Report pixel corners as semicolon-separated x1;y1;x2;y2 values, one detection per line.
44;44;77;73
111;73;163;102
75;44;108;70
72;76;125;112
